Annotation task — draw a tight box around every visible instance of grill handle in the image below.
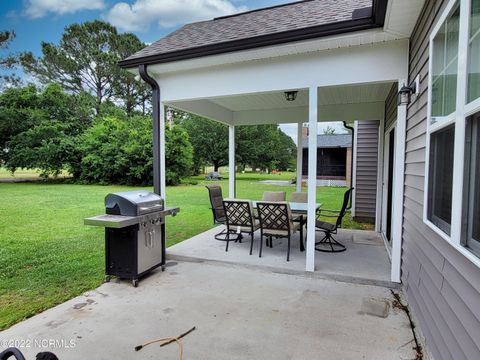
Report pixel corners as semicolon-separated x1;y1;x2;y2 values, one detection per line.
139;204;163;213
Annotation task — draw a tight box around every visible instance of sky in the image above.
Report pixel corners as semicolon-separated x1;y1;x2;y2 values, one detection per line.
0;0;347;141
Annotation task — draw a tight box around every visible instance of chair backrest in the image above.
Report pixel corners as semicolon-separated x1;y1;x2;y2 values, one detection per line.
256;201;292;235
206;185;225;223
335;188;354;228
223;199;255;228
290;192;308;203
262;191;286;202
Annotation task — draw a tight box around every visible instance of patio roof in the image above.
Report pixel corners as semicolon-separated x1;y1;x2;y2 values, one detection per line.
169;81;396;126
119;0;386;68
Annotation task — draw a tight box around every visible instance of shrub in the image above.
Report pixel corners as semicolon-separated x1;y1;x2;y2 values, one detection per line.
165;126;193;185
77;116;192;185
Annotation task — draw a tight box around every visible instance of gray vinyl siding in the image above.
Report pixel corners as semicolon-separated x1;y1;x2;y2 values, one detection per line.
385;83;398;131
402;1;480;359
354;120;379;222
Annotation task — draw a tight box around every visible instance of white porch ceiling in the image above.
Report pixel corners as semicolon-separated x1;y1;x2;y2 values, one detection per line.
208;82;394;111
170;81;396;126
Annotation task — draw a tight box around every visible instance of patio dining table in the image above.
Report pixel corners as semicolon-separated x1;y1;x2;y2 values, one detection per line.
252;201;322;252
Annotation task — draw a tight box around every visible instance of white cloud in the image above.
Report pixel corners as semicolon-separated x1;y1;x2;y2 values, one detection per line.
24;0;105;19
105;0;247;32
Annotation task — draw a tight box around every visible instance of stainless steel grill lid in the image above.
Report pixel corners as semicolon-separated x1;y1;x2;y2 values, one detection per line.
105;190;164;216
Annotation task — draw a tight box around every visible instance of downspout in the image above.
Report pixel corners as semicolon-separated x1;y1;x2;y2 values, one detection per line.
139;64;161;196
343;121;354;209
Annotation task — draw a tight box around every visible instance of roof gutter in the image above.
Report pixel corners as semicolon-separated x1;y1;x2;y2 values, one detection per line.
138;64;162;196
119;0;388;69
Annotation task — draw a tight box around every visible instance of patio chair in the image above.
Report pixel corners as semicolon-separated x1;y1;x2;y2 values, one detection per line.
257;201;302;261
290;191;308;203
262;191;286;202
223;199;260;254
314;188;353;253
206;185;241;241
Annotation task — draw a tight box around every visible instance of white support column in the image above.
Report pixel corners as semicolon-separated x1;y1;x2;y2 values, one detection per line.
391;81;407;283
306;87;318;272
160;103;167;202
229;125;236;198
296;122;303;192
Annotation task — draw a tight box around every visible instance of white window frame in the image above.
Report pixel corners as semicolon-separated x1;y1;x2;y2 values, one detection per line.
424;0;480;268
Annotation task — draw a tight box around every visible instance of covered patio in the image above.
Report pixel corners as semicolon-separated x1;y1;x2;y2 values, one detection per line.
168;227;393;287
114;0;427;285
144;39;409;283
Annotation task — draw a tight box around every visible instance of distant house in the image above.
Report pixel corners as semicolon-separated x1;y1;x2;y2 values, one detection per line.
301;127;379;224
301;134;352;187
120;0;480;358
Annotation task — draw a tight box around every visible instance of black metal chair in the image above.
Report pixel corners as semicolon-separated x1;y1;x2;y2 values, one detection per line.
223;199;259;254
206;185;239;241
257;201;302;261
315;188;353;253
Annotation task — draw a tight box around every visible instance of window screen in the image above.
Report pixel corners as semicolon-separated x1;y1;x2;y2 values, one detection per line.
428;125;455;234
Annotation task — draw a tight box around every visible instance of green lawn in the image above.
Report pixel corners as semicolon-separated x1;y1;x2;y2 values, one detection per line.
0;167;70;180
0;172;371;330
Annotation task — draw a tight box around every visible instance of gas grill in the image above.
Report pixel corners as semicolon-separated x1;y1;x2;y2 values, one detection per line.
84;190;179;287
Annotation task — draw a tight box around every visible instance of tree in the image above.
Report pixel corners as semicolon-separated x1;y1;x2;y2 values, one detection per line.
182;114;228;173
1;84;96;176
77;116;192;185
275;129;297;171
20;21;147;112
236;125;296;171
113;33;151;115
165;126;193;185
323;125;336;135
0;85;42;157
0;30;20;89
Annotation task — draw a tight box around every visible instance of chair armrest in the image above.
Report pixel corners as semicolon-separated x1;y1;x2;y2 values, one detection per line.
291;215;302;222
319;209;340;213
316;209;340;219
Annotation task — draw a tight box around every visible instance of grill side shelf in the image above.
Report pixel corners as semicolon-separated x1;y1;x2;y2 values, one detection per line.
84;207;179;229
84;215;140;228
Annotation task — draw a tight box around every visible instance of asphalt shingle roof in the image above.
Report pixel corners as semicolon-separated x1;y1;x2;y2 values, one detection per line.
302;134;352;149
124;0;373;63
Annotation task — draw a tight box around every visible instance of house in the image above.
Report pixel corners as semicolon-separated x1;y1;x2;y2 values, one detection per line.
301;133;352;186
120;0;480;359
301;128;379;223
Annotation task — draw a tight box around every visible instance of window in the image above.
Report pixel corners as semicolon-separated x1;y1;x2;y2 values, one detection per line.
426;2;460;238
431;4;460;120
425;0;480;264
428;125;455;235
463;113;480;254
468;0;480;102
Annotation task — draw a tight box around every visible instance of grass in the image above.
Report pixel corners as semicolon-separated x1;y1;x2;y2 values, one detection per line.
0;171;371;330
0;167;70;180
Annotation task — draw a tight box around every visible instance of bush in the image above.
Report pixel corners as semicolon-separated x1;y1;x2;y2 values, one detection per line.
77;116;192;185
165;126;193;185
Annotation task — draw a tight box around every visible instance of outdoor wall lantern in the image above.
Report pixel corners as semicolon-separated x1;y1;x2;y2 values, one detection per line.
284;91;298;101
398;75;420;105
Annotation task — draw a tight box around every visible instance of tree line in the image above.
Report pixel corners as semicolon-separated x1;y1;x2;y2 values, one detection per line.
0;21;296;185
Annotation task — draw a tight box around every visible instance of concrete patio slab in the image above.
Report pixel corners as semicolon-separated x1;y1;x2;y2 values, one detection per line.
0;261;415;360
167;227;393;287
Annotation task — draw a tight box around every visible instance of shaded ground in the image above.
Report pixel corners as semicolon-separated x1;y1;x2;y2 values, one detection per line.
168;227;392;286
0;261;416;360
